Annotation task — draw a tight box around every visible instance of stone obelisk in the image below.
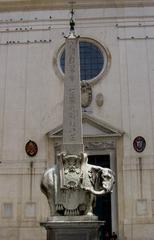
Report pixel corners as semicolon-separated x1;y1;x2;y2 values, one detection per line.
63;33;83;155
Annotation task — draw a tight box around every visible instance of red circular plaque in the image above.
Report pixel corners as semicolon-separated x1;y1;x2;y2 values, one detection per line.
25;140;38;157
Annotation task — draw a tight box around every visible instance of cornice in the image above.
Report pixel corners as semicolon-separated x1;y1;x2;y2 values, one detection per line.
0;0;154;12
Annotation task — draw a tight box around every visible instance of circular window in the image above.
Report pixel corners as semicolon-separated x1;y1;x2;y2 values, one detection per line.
57;38;110;84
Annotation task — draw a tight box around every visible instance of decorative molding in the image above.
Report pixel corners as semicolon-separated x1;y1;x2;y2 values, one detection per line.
0;0;154;11
84;140;115;150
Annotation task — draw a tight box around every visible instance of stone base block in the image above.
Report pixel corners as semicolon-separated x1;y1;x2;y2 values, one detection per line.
40;216;104;240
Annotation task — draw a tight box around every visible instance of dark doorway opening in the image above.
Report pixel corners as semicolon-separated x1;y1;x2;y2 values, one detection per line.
88;155;112;239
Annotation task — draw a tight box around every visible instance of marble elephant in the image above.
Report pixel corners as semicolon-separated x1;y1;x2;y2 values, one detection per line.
40;152;115;216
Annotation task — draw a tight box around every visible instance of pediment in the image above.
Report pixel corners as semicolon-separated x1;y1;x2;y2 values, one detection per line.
47;113;123;139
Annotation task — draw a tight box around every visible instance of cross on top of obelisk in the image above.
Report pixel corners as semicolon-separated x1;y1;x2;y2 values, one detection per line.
70;9;75;30
67;9;79;39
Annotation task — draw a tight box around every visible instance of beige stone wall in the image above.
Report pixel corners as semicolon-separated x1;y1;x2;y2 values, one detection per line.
0;6;154;240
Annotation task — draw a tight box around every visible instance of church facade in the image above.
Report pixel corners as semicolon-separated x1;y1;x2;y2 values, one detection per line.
0;1;154;240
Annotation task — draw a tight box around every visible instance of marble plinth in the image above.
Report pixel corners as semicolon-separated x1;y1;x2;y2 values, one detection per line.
40;216;104;240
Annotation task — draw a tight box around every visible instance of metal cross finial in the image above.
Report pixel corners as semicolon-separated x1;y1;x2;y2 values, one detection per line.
66;8;79;39
70;9;75;32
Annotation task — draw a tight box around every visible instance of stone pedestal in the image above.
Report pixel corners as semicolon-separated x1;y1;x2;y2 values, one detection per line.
41;216;104;240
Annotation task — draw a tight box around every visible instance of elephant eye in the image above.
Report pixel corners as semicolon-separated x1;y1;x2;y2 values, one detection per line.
103;175;110;180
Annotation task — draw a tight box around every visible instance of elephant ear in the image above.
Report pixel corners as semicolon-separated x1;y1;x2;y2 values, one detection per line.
88;167;101;189
88;168;96;187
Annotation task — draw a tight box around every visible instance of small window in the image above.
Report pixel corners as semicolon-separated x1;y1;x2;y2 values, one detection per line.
58;38;110;84
2;203;13;218
24;202;36;218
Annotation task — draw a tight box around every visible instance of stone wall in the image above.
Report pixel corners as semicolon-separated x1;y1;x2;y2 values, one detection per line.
0;6;153;240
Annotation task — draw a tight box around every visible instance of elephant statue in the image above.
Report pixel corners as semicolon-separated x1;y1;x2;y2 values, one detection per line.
41;152;115;216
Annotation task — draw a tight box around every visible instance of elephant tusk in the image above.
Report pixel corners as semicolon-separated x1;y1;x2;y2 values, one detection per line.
88;188;106;195
82;186;107;195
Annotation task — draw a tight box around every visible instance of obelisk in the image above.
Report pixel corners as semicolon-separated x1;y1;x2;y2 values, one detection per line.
62;16;83;155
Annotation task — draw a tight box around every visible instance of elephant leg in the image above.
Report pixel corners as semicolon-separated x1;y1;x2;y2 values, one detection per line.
48;200;56;216
87;206;94;216
86;195;95;216
47;194;56;216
